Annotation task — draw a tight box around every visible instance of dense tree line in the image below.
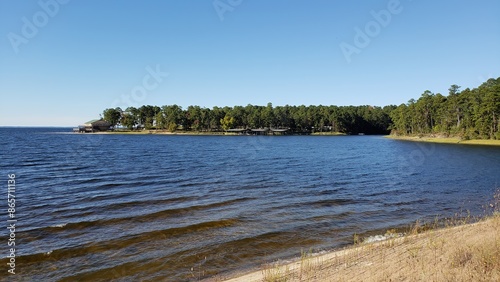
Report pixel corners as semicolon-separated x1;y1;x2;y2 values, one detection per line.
390;78;500;140
102;77;499;138
102;103;393;134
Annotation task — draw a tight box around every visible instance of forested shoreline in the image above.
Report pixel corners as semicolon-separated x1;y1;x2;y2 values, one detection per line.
101;77;499;139
391;78;500;140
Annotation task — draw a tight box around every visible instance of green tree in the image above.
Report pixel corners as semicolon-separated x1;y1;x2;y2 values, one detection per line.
261;102;275;127
187;105;202;131
199;107;211;131
210;106;224;131
390;104;410;135
447;84;462;130
162;105;183;129
155;111;166;130
121;110;137;130
220;114;235;131
167;122;178;132
102;107;122;128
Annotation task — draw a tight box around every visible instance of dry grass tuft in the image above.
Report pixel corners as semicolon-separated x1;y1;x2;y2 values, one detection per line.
451;247;473;267
262;262;290;282
220;191;500;282
223;214;500;282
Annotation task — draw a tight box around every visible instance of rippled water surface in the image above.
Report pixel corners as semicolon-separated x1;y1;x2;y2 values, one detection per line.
1;128;499;281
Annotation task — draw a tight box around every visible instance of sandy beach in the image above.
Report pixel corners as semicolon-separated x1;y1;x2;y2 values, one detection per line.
208;215;500;282
385;135;500;146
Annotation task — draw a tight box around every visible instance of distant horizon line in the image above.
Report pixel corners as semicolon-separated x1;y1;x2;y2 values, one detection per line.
0;125;74;128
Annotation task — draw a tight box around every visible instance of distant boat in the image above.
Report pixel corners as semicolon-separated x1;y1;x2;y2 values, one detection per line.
358;133;365;135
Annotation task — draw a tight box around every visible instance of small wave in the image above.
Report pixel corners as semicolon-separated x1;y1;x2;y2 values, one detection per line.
317;189;341;196
363;232;404;244
92;195;198;210
383;198;427;207
13;218;242;264
310;198;362;207
308;211;355;221
21;198;252;235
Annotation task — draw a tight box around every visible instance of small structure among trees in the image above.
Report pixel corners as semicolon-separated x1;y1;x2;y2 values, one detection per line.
75;119;112;133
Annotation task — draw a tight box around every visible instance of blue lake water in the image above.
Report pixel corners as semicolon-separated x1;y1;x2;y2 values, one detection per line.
0;128;499;281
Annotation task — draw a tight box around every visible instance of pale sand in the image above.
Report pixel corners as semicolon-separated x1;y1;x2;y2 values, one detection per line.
385;135;500;146
207;216;500;281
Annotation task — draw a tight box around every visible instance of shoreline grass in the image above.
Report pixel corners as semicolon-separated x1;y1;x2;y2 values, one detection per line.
210;188;500;282
385;135;500;146
210;214;499;282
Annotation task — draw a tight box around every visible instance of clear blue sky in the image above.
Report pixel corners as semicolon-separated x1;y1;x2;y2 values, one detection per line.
1;0;499;126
